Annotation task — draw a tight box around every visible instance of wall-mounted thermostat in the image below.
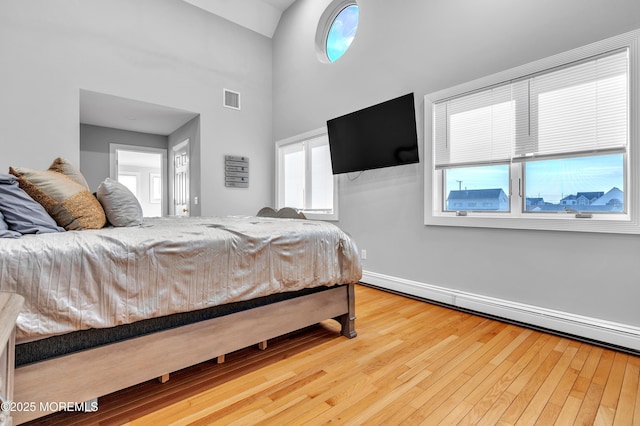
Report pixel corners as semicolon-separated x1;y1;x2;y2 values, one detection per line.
225;155;249;188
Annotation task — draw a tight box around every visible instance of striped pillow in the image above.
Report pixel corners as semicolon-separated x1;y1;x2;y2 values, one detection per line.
47;157;90;189
9;166;106;230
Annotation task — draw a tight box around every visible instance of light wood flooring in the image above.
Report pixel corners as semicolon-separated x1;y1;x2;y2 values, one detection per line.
27;284;640;425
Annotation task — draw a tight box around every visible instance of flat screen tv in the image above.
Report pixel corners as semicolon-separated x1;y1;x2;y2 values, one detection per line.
326;92;419;175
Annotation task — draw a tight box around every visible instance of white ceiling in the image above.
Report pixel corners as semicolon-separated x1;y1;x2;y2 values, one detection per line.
80;90;199;136
182;0;296;38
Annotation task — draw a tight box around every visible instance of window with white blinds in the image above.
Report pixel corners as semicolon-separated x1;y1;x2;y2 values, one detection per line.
276;128;339;220
517;50;628;160
434;85;514;169
426;29;640;234
434;49;628;168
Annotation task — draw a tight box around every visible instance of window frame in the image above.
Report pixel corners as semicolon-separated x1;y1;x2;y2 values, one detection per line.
425;29;640;234
275;127;339;221
315;0;358;64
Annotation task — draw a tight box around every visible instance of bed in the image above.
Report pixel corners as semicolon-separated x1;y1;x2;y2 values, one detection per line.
0;215;361;424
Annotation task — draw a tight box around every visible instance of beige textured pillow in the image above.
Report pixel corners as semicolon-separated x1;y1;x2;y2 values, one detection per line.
48;157;90;189
9;166;106;230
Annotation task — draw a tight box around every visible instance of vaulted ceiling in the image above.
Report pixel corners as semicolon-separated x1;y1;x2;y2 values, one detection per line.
182;0;297;38
80;1;296;135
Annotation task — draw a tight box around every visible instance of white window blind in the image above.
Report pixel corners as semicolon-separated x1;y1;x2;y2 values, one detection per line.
281;142;305;209
275;129;338;220
307;136;334;211
434;85;514;168
434;49;629;167
516;49;628;160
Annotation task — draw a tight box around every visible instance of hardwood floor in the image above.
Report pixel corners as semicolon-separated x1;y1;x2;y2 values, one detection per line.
27;284;640;425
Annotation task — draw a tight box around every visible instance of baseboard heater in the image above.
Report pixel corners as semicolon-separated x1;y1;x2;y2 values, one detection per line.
359;273;640;357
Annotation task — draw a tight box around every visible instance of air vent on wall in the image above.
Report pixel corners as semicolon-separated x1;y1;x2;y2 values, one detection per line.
223;89;241;110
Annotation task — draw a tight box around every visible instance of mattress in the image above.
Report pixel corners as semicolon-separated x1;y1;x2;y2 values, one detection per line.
0;216;362;343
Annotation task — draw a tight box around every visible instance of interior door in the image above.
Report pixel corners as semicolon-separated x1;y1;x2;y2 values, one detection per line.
173;140;190;217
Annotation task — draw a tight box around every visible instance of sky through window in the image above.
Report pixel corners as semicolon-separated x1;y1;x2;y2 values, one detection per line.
326;4;359;62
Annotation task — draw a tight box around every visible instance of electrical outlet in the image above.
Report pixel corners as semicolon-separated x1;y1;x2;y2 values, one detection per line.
361;249;367;260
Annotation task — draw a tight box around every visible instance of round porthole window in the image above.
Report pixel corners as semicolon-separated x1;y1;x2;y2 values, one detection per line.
316;1;359;63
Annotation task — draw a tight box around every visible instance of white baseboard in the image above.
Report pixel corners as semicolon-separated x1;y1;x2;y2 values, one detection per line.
361;270;640;352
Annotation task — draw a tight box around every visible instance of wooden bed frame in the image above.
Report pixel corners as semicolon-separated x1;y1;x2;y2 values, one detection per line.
13;283;356;424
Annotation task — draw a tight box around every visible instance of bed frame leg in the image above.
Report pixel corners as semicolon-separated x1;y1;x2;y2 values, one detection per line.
217;354;225;364
158;373;170;383
339;283;357;338
258;340;268;350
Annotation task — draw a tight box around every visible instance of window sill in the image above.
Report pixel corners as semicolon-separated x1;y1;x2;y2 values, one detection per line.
303;211;339;221
425;211;639;234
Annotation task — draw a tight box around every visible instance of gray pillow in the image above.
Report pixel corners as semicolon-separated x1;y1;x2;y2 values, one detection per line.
0;174;64;234
0;211;20;238
96;178;143;227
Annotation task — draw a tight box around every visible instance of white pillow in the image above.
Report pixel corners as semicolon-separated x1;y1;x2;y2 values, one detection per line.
96;178;143;227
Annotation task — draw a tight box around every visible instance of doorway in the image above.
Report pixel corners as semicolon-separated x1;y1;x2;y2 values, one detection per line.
109;144;168;217
171;139;190;216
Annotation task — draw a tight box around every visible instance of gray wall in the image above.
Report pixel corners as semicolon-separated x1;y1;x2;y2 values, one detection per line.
80;124;168;191
169;116;201;217
273;0;640;327
0;0;272;217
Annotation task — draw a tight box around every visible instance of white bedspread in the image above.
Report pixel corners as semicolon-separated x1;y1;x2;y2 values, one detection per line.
0;216;362;343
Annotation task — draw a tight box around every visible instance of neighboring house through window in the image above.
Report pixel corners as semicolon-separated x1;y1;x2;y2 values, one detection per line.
426;29;640;234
